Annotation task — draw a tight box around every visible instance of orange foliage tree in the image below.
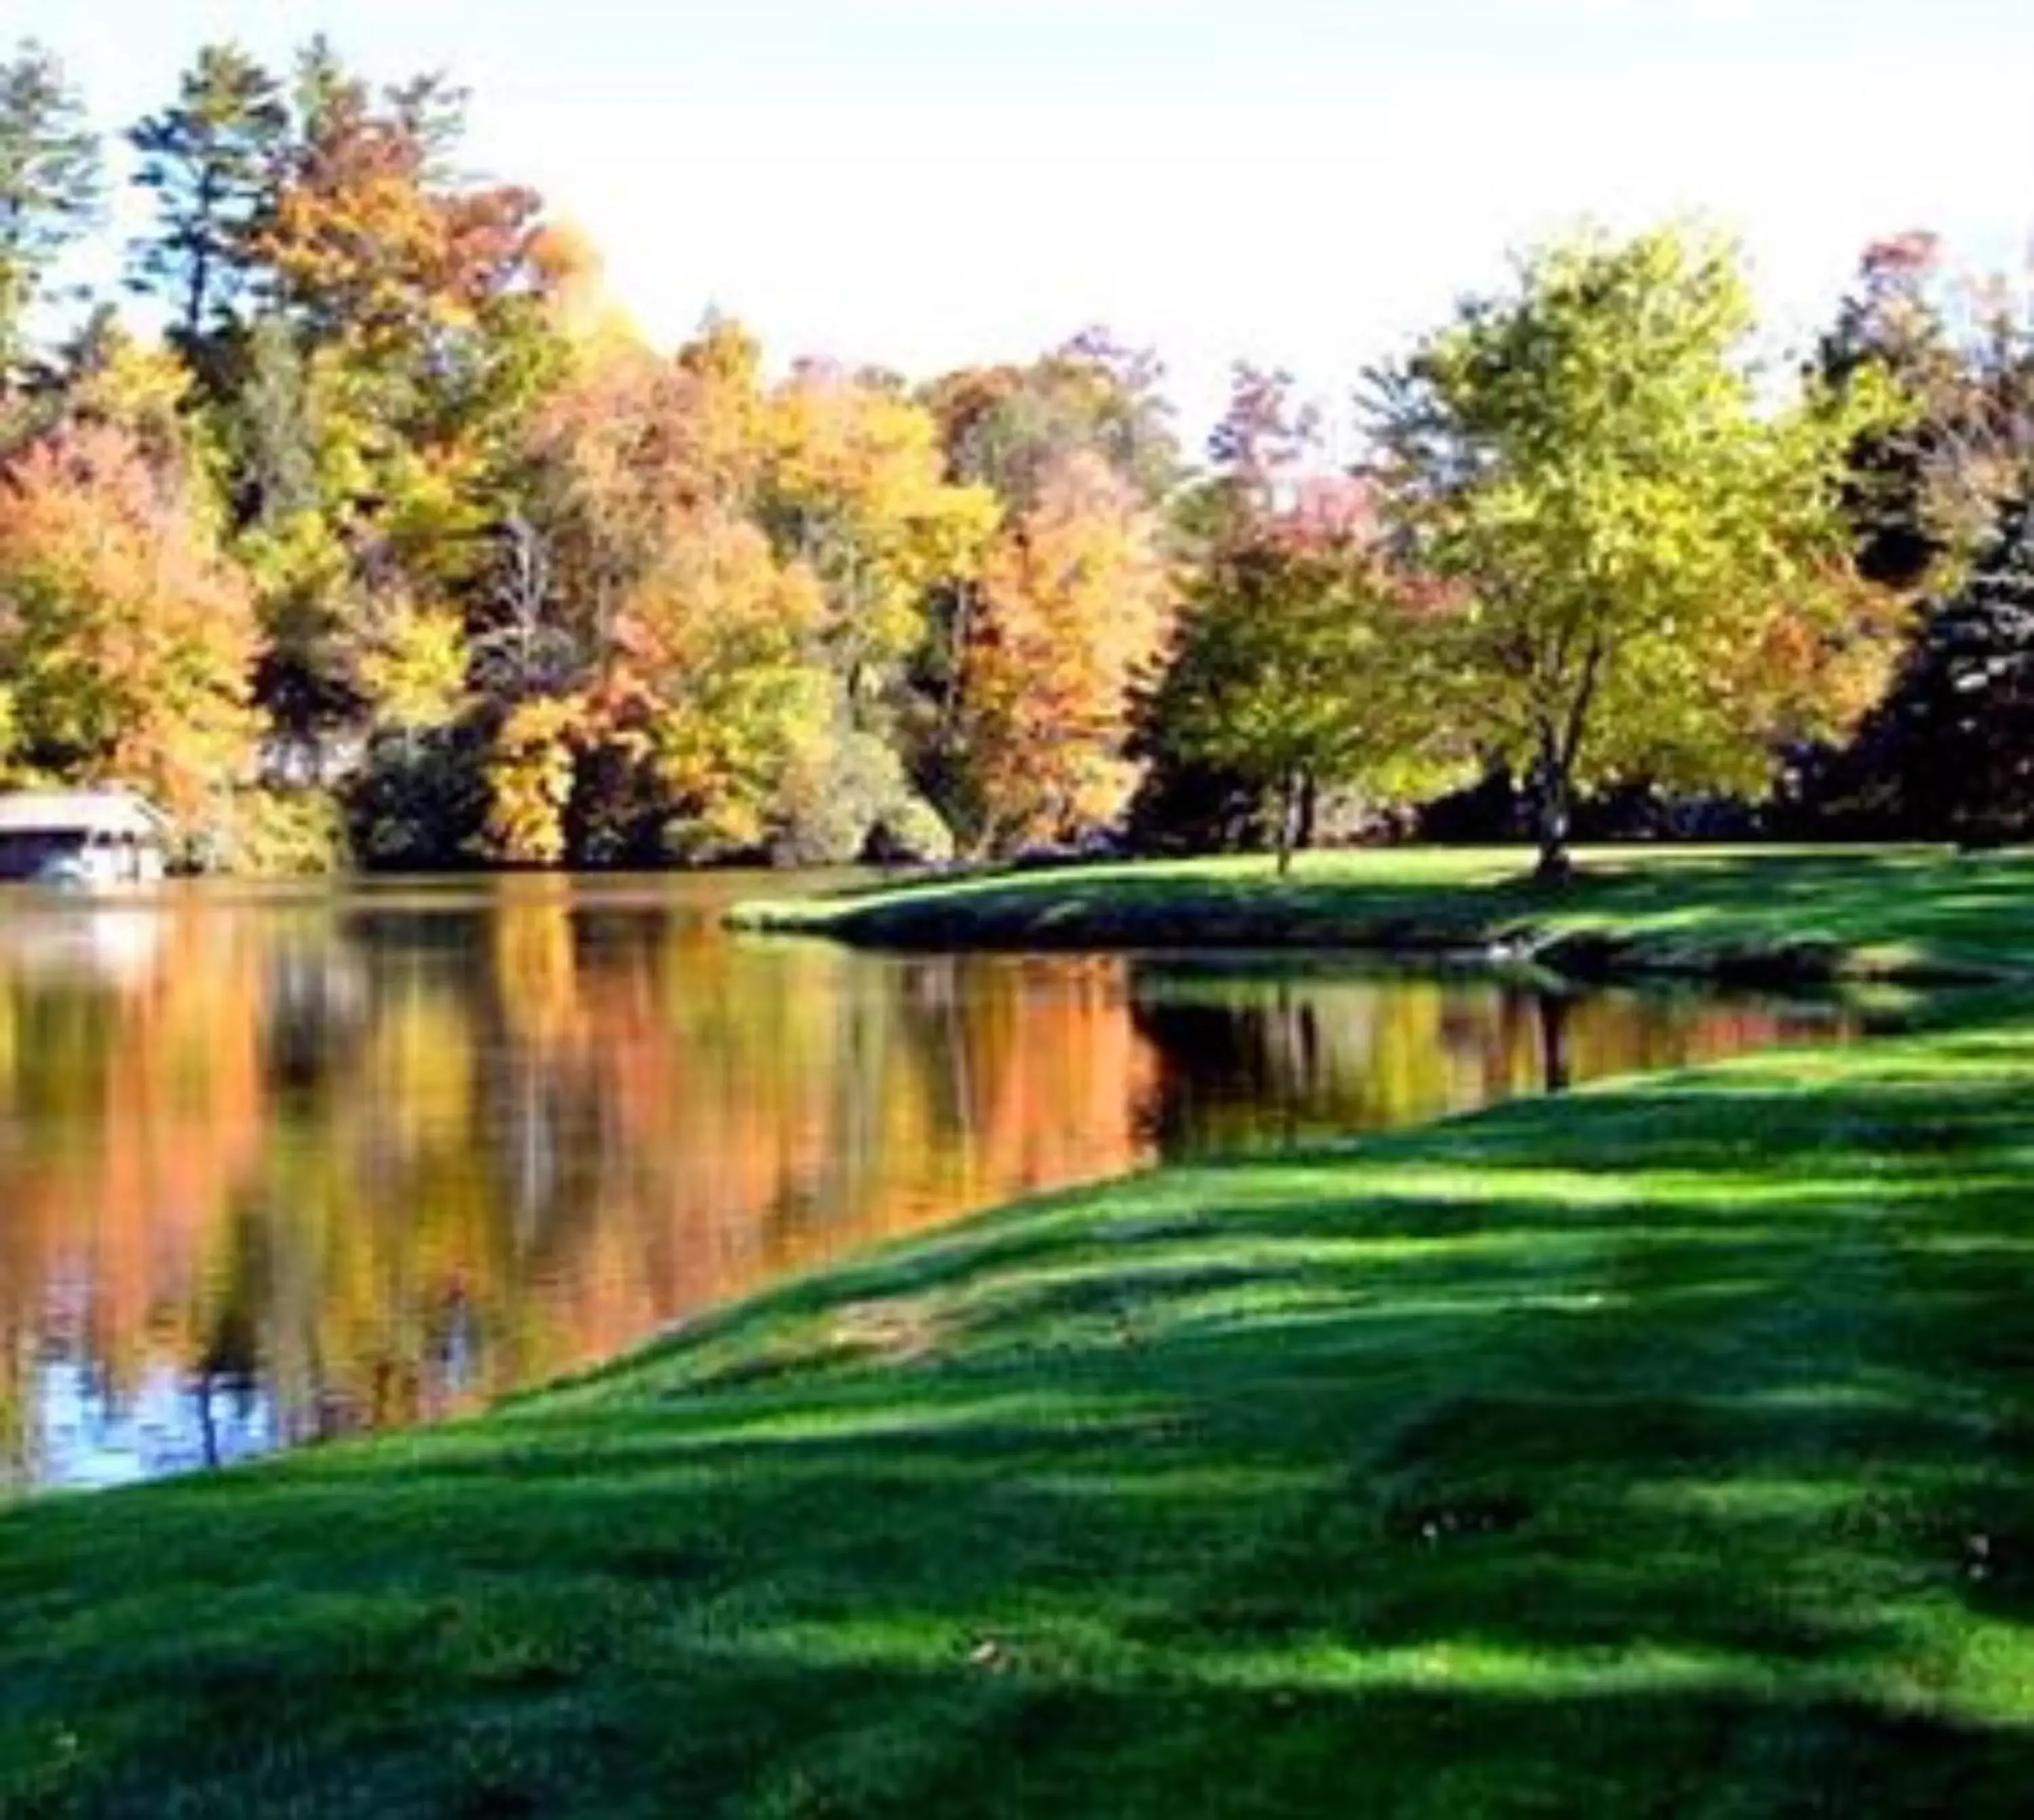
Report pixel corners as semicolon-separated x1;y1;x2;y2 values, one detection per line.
953;450;1173;854
0;422;260;821
254;70;542;355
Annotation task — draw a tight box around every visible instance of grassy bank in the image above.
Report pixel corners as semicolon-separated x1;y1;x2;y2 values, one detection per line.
730;845;2034;985
9;856;2034;1812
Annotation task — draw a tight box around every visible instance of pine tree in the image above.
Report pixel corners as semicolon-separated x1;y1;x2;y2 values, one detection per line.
128;43;289;345
0;41;99;378
1862;494;2034;844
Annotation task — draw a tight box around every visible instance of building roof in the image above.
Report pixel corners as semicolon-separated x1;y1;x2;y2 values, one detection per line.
0;789;171;839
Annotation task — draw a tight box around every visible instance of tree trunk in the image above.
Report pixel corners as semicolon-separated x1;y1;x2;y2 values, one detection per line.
942;582;975;738
1296;769;1318;853
182;170;218;342
1533;747;1574;885
1274;771;1298;876
1533;641;1603;887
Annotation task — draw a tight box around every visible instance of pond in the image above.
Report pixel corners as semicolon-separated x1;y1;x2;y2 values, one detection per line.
0;873;1862;1495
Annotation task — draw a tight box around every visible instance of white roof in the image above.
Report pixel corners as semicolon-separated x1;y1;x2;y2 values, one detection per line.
0;789;171;838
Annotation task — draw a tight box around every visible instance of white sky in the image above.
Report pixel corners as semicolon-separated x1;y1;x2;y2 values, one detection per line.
12;0;2034;442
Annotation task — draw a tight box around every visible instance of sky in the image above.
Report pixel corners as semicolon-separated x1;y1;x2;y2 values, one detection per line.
12;0;2034;441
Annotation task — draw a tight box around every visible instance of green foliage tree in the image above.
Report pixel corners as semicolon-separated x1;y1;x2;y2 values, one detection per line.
1369;224;1901;880
1146;530;1456;873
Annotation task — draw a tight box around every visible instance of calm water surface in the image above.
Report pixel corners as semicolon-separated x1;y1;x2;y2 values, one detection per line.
0;873;1859;1494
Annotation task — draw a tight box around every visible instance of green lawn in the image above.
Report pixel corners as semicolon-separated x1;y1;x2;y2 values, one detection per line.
12;850;2034;1813
730;844;2034;983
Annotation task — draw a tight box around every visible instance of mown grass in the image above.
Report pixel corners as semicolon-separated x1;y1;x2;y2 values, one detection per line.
10;851;2034;1813
730;845;2034;984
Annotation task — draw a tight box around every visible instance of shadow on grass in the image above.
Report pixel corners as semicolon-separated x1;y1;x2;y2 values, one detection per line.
11;1002;2034;1811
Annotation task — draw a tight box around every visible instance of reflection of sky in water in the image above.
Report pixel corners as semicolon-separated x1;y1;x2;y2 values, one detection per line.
32;1362;277;1491
0;877;1865;1499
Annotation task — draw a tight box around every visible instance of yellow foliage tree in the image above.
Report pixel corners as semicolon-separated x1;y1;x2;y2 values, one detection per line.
483;694;585;865
761;365;998;712
607;517;833;860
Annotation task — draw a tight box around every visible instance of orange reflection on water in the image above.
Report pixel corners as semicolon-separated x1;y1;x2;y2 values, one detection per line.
0;877;1855;1491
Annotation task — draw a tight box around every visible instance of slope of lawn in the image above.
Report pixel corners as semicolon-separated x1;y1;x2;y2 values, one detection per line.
729;845;2034;984
9;970;2034;1811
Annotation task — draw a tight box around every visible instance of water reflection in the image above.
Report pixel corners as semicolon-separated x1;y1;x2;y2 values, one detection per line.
0;876;1857;1494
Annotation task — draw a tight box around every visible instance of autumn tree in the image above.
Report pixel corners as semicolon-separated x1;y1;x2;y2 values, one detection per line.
949;450;1172;854
501;318;988;866
516;320;765;708
748;362;995;857
492;320;838;863
1138;363;1448;861
481;693;584;864
0;420;260;820
1138;363;1348;854
1370;224;1902;880
247;47;558;549
1788;236;2034;841
0;41;99;379
759;360;996;721
917;334;1182;849
252;61;542;357
128;43;290;346
599;516;833;862
1201;361;1323;518
154;39;574;800
1816;235;2034;587
925;330;1180;515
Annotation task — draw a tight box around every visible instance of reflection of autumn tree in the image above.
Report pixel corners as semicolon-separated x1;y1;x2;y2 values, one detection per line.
206;891;1167;1440
0;902;269;1400
0;888;1856;1493
888;955;1159;1200
525;923;1162;1345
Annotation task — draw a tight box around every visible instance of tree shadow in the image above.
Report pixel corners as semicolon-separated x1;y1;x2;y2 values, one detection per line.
12;998;2034;1811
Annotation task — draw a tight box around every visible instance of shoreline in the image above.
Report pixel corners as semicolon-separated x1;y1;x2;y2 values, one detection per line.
727;845;2027;989
10;846;2034;1811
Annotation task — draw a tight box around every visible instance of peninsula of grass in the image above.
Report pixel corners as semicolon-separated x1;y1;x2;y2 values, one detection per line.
728;844;2034;986
12;850;2034;1813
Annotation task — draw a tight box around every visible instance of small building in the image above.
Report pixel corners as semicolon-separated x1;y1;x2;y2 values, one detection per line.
0;789;173;888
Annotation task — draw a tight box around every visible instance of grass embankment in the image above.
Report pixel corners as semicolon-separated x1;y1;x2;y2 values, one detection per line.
730;844;2034;985
11;849;2034;1813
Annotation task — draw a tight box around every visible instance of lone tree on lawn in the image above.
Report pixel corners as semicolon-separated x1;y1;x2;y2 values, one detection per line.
1368;223;1905;880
